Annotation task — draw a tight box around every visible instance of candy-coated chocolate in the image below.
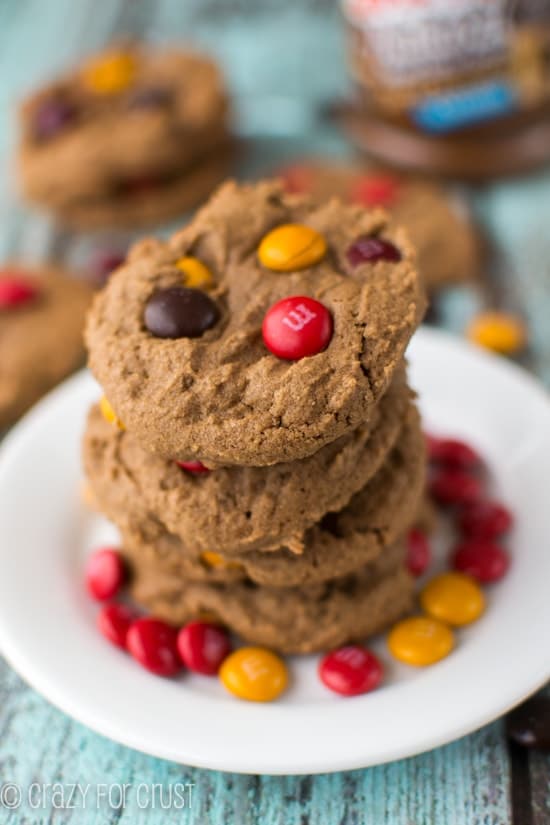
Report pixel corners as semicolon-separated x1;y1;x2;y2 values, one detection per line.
92;250;125;284
279;164;314;194
200;551;243;571
346;236;401;266
175;257;214;289
144;286;219;339
258;224;327;272
97;603;136;648
126;617;182;676
421;572;485;626
351;173;400;207
319;645;383;696
506;697;550;751
458;500;513;540
177;621;231;675
176;460;210;475
388;616;454;667
406;528;431;577
99;396;125;430
430;469;482;506
85;547;125;601
428;437;483;471
34;98;76;140
219;647;288;702
452;539;510;583
467;312;527;355
84;51;137;95
0;274;39;309
262;295;333;360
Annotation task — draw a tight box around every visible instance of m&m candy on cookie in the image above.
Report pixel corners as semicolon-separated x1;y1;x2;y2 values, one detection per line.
262;296;333;360
258;224;326;271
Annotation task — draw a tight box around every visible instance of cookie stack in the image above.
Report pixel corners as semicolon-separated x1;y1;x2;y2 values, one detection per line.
83;180;427;654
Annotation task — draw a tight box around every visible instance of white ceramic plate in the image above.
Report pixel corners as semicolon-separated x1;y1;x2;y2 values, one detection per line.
0;327;549;775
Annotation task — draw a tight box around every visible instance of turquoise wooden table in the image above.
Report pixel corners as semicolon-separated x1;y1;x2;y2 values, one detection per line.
0;2;549;823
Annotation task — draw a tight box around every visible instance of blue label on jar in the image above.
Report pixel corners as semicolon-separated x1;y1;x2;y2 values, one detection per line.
412;81;518;133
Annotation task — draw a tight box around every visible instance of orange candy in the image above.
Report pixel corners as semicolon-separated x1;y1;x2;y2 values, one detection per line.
219;647;288;702
420;572;485;627
467;312;527;356
175;257;214;289
84;51;137;95
388;616;455;667
200;551;243;572
99;396;125;430
258;224;326;272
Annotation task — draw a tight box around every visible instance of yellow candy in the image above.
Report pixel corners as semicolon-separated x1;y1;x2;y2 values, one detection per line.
467;312;527;355
388;616;454;667
200;551;243;572
219;647;288;702
258;224;327;272
99;396;125;430
175;257;214;289
84;51;136;95
420;572;485;627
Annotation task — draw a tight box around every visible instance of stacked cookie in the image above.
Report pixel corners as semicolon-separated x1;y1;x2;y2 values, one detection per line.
83;180;427;654
18;44;231;229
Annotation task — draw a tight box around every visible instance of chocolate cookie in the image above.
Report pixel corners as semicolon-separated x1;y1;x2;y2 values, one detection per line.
0;264;92;429
127;542;414;654
83;366;412;555
85;179;426;466
18;45;231;229
278;160;482;291
85;404;426;586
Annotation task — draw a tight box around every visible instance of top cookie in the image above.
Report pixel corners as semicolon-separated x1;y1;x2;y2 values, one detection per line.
18;44;229;225
86;179;425;466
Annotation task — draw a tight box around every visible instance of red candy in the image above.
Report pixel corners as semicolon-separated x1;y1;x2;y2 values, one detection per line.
351;174;400;207
0;275;39;309
346;236;401;266
262;296;333;360
126;617;182;676
85;548;125;601
97;603;136;648
406;528;431;577
279;164;313;194
177;621;231;675
452;539;510;583
458;500;513;540
176;460;210;475
430;470;482;507
319;645;383;696
428;437;482;471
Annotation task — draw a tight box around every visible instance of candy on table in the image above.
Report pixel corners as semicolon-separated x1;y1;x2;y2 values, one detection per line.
452;539;510;583
506;696;550;751
33;97;76;140
258;224;326;271
200;551;243;572
388;616;454;667
350;173;401;207
83;51;137;95
177;621;232;675
144;286;219;339
420;572;485;627
319;645;384;696
467;311;527;356
262;295;333;360
0;271;40;309
126;617;182;676
85;547;126;601
430;469;483;506
458;499;513;540
174;257;214;289
97;603;136;649
99;396;125;430
346;236;401;266
219;647;288;702
406;528;432;577
427;437;483;471
176;460;211;475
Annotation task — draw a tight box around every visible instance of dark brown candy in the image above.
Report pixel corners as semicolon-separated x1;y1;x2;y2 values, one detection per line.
506;696;550;751
144;286;219;339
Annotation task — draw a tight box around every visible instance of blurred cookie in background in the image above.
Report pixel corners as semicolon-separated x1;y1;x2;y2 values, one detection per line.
18;44;232;230
0;264;92;429
276;159;483;293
